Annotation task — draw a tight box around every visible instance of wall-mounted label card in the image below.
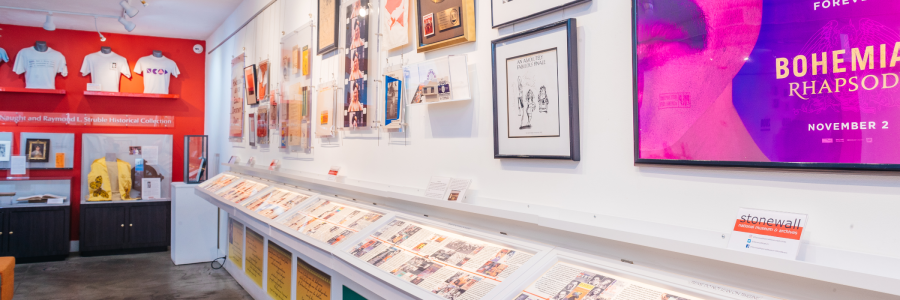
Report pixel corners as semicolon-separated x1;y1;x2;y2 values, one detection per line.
327;165;341;176
142;145;159;165
727;208;807;260
10;156;26;175
47;198;64;204
55;153;65;168
268;159;279;171
424;176;451;199
442;178;471;201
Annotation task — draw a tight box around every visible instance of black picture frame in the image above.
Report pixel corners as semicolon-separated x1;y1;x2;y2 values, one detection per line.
491;18;580;161
317;0;340;54
25;138;50;163
490;0;590;28
630;1;899;171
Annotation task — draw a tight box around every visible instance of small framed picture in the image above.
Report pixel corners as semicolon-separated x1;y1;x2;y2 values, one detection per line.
423;13;435;37
0;141;9;161
129;146;142;155
26;138;50;162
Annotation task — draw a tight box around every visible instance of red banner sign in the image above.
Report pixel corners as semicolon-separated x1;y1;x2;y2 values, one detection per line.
0;112;174;128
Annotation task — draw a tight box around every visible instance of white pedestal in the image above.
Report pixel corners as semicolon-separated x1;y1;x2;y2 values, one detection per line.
171;182;219;265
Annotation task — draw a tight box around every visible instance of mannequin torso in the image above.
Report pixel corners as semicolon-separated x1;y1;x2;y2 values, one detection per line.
101;46;112;54
34;41;48;52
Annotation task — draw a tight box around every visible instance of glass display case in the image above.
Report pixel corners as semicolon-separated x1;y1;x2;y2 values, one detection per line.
81;134;173;202
0;177;71;207
184;135;208;184
405;55;471;104
18;132;75;169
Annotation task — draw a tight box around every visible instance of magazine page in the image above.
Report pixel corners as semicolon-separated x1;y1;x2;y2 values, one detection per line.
243;188;313;219
512;262;701;300
279;199;385;246
217;180;269;204
201;174;239;191
348;218;535;300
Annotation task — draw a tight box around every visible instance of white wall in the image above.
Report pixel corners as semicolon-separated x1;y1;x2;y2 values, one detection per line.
204;0;900;295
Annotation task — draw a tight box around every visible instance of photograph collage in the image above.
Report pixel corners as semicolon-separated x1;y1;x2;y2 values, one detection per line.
280;199;385;245
343;0;369;128
347;219;534;299
200;174;239;192
242;188;312;220
216;180;269;203
513;262;698;300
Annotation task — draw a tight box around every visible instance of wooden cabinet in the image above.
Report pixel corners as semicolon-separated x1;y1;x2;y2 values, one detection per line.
0;206;71;262
80;201;170;256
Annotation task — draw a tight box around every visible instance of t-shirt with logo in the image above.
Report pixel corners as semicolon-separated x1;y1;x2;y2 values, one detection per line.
80;51;131;92
12;47;68;89
0;48;8;63
134;55;180;94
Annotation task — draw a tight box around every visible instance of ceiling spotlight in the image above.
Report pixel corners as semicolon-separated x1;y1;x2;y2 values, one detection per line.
140;0;149;6
118;15;136;32
99;33;107;42
42;12;56;31
359;7;368;17
120;0;140;17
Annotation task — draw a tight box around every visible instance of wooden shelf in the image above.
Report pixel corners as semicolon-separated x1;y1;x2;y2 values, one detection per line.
0;87;66;94
83;91;180;99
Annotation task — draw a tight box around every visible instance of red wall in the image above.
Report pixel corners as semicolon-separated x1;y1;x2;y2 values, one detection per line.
0;24;206;241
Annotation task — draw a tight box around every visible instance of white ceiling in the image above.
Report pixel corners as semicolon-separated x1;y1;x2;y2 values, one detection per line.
0;0;244;40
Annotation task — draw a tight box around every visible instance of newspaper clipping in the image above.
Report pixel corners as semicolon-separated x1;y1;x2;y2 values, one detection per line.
348;218;534;300
244;188;312;219
217;180;269;204
513;262;700;300
280;199;384;246
202;174;239;191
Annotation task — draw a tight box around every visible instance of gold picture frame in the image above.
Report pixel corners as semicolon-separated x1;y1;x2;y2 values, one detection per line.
416;0;475;52
26;138;50;162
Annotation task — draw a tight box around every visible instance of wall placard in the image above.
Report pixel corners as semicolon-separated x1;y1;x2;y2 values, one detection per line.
267;241;292;300
245;228;265;287
228;218;245;268
297;257;331;300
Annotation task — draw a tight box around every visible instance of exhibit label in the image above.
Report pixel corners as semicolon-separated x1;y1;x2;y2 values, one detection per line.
229;219;245;268
297;257;331;300
266;241;292;300
245;229;265;287
727;208;808;260
0;111;174;128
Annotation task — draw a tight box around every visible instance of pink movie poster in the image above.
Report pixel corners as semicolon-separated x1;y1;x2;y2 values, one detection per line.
635;0;900;169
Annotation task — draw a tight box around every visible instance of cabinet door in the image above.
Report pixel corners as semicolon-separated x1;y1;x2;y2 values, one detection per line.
0;210;7;255
127;204;169;248
7;208;69;258
81;206;127;251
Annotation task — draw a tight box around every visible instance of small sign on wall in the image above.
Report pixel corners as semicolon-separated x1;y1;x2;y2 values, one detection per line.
727;208;808;260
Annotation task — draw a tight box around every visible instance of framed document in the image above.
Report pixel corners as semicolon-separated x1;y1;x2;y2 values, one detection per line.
317;0;340;54
415;0;474;52
491;0;589;28
492;19;579;160
344;0;370;129
244;64;258;105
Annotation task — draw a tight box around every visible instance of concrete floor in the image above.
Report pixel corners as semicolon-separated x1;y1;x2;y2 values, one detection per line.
13;251;252;300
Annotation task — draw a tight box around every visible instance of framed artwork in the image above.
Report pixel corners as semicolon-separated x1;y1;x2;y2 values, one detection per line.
382;0;409;49
492;19;579;160
415;0;475;52
249;113;257;146
0;141;10;161
317;0;340;54
385;74;402;127
257;60;270;102
344;0;370;129
257;106;269;145
230;54;245;142
244;64;258;105
26;138;50;162
491;0;589;28
633;0;900;170
316;84;336;137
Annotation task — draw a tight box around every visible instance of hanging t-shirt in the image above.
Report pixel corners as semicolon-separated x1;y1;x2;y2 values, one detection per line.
133;55;180;94
80;51;131;92
0;48;8;63
12;47;68;89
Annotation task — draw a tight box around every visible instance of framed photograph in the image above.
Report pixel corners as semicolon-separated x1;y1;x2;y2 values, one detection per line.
385;74;402;127
0;141;10;162
492;19;579;160
230;54;245;142
633;0;900;170
317;0;340;54
26;138;50;162
423;13;435;37
344;0;370;129
244;64;258;105
491;0;589;28
257;60;270;102
249;113;257;146
415;0;475;52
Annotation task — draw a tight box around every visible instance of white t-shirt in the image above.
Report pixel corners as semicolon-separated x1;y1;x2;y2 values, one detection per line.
80;51;131;92
134;55;180;94
12;47;68;89
0;48;8;63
